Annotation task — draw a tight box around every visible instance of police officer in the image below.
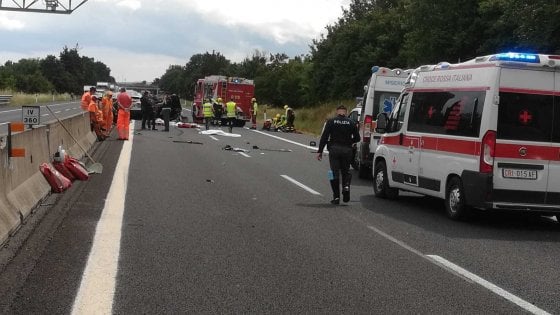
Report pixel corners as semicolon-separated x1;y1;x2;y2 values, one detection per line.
317;105;360;204
140;91;156;130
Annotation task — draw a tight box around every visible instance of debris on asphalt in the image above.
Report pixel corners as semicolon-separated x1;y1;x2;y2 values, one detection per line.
206;179;215;183
252;145;292;152
222;144;249;152
309;141;317;147
173;140;203;145
177;122;200;128
199;130;241;137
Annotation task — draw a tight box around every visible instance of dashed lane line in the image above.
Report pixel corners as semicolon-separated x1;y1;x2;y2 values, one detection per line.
209;136;219;141
427;255;551;315
238;152;251;158
251;129;318;150
353;221;551;315
71;121;134;315
280;175;322;196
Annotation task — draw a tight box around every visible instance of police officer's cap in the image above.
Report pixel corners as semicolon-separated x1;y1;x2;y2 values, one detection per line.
336;105;347;110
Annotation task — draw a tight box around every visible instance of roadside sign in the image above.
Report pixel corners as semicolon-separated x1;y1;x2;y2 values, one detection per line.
22;106;40;126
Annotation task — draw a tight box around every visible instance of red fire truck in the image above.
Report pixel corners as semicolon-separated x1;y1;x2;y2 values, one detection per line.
192;75;255;126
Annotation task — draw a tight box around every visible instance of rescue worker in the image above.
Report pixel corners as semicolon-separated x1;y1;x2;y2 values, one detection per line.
81;86;96;111
170;93;182;121
225;97;237;133
101;91;114;137
141;91;156;130
116;87;132;140
284;104;295;132
317;105;361;204
250;97;258;129
212;97;224;125
202;98;213;130
88;95;105;141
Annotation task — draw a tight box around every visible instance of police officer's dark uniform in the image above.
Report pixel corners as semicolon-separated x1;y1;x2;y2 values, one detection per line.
140;92;156;130
317;105;360;204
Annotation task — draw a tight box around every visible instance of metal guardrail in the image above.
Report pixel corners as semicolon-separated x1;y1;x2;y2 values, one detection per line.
0;95;13;106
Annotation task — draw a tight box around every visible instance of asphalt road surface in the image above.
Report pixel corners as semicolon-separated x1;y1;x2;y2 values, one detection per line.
1;120;559;314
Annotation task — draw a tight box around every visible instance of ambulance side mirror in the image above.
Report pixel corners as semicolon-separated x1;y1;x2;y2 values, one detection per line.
376;113;389;133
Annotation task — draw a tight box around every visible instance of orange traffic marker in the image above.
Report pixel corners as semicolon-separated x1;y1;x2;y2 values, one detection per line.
10;122;25;132
10;148;25;157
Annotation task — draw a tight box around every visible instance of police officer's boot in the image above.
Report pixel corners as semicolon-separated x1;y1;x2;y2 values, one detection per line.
342;173;352;203
330;178;340;205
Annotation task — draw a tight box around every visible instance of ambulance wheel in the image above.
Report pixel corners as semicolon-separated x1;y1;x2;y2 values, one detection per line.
445;177;470;220
373;161;398;199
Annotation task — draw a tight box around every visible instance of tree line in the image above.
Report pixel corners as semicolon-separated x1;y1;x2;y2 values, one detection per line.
0;45;114;95
158;0;560;108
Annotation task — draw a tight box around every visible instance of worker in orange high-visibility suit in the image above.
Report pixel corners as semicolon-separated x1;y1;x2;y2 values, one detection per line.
116;87;132;140
101;91;114;137
81;86;96;111
88;95;106;141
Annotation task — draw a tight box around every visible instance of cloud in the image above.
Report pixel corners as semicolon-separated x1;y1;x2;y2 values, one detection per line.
116;0;142;11
0;0;349;82
0;14;25;31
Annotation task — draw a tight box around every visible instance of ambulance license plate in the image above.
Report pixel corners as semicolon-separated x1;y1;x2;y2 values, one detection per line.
502;168;537;180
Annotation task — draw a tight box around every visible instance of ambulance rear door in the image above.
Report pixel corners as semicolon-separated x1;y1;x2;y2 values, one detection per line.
494;68;554;207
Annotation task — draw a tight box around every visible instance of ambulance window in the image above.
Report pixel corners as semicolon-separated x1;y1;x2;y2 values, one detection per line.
389;93;409;132
408;91;485;137
373;92;400;117
497;92;553;142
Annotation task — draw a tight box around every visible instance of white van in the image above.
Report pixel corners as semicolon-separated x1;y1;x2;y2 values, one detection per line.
355;67;412;178
373;53;560;220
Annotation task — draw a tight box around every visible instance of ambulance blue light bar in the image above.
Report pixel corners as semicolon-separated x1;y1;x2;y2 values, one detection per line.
493;52;540;63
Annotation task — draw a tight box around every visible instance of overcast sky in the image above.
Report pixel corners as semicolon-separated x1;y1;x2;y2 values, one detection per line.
0;0;349;83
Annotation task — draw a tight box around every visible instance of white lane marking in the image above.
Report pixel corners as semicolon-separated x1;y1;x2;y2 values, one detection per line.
55;111;61;114
359;223;551;315
71;122;134;315
366;225;425;257
42;114;49;116
238;152;250;158
427;255;551;315
65;108;72;111
209;136;219;141
280;175;322;195
251;129;319;150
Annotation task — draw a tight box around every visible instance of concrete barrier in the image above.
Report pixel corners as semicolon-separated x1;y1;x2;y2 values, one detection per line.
0;112;95;245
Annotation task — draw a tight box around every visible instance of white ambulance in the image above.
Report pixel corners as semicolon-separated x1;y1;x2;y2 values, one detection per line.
373;53;560;220
355;67;412;178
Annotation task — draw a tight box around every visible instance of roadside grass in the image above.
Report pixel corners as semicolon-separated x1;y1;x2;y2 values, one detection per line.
259;100;357;136
0;90;73;106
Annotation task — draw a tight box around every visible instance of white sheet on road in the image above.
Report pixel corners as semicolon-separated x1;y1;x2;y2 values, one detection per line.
199;130;241;137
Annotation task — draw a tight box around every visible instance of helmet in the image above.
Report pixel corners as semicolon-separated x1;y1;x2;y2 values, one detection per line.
251;98;256;102
106;91;113;96
276;114;281;118
217;97;222;102
284;105;289;109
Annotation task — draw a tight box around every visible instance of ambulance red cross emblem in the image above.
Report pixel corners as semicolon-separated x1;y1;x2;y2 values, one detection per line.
518;109;532;125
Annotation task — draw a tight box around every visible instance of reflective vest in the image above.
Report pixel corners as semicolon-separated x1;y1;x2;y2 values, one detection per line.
226;101;236;118
202;102;213;117
252;101;258;115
